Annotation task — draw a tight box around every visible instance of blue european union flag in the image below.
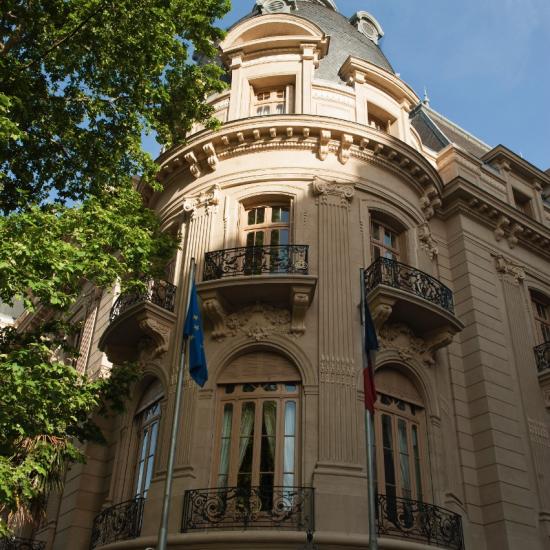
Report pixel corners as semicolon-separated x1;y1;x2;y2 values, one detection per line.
183;281;208;387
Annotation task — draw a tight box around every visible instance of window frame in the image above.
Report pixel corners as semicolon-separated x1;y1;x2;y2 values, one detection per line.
531;293;550;345
374;392;430;503
212;382;301;491
241;201;292;248
370;219;400;261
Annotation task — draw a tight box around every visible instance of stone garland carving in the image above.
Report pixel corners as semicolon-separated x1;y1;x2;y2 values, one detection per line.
378;323;441;366
312;176;355;207
493;253;525;285
213;303;297;342
182;184;221;214
418;222;439;259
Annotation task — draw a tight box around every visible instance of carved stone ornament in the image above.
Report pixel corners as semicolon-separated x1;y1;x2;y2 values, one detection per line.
349;11;384;45
225;303;294;342
312;176;355;207
255;0;296;13
182;184;221;214
137;317;172;359
493;254;525;285
378;323;437;366
418;222;439;259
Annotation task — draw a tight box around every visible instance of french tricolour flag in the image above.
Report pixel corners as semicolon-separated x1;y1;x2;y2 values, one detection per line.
363;298;379;413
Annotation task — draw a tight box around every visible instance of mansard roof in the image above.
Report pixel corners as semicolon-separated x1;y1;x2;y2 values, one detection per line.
231;1;394;82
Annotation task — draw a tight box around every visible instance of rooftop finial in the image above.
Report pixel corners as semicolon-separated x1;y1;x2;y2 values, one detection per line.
423;86;430;107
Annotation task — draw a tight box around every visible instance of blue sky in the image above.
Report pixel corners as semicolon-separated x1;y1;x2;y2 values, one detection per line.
145;0;550;171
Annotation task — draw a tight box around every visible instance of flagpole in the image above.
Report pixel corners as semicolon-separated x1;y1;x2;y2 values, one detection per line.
360;268;378;550
157;257;196;550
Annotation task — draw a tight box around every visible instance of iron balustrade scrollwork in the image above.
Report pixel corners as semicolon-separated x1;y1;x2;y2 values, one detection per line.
89;497;144;549
534;341;550;373
0;538;45;550
364;257;455;314
109;279;176;322
182;486;314;532
203;245;309;281
377;494;464;550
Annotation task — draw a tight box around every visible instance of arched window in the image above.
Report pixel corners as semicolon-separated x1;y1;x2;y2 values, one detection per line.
134;380;163;498
369;212;406;262
213;351;301;497
241;199;292;274
531;291;550;345
374;367;429;504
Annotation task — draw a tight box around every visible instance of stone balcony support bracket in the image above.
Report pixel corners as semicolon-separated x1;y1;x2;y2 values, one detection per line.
197;276;317;341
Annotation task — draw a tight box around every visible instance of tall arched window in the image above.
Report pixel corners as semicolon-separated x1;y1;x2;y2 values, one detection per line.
213;351;301;498
374;367;429;504
531;291;550;345
134;380;163;499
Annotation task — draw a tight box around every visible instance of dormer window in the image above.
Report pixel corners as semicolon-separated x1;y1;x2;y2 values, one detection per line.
254;88;286;116
512;188;533;217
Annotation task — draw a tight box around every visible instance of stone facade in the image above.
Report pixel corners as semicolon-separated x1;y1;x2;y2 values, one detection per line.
21;2;550;550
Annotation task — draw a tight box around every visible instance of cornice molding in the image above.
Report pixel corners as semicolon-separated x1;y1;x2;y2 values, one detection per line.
156;116;443;213
441;178;550;260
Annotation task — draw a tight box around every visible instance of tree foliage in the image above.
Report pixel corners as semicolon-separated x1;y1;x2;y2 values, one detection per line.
0;0;231;534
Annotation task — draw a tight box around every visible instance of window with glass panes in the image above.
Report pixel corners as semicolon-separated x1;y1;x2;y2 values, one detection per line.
371;221;399;260
532;295;550;344
374;393;426;504
244;205;290;247
214;383;299;495
135;399;161;498
254;89;286;116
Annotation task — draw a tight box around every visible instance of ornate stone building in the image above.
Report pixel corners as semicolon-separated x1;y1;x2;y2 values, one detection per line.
19;1;550;549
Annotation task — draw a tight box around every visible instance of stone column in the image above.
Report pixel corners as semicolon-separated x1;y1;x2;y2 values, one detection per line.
311;177;367;534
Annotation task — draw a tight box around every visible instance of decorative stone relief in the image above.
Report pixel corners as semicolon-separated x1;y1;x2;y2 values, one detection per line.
319;355;356;385
338;134;353;165
493;254;525;285
418;222;439;259
318;130;331;161
420;184;442;220
182;184;221;214
137;317;172;359
255;0;295;14
225;303;294;341
379;323;437;366
312;89;355;107
312;176;355;207
349;11;384;44
184;151;200;178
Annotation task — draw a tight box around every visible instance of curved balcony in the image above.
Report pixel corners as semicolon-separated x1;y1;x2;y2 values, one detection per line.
534;341;550;373
377;494;464;550
364;258;463;351
99;279;177;363
181;486;314;532
198;246;317;338
203;245;309;281
90;498;144;549
0;538;45;550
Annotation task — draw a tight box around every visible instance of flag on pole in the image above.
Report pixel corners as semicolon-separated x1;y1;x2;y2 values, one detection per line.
183;280;208;387
363;297;379;414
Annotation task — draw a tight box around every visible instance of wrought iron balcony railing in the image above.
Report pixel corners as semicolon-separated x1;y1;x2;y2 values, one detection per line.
203;245;309;281
365;257;455;314
0;538;45;550
90;497;144;549
534;341;550;373
377;494;464;550
182;486;314;532
109;279;176;322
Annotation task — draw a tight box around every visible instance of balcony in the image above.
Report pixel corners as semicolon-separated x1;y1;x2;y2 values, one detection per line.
377;494;464;550
0;538;45;550
535;341;550;408
364;258;463;351
182;486;314;532
90;498;144;549
534;342;550;373
99;279;177;363
198;246;317;338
